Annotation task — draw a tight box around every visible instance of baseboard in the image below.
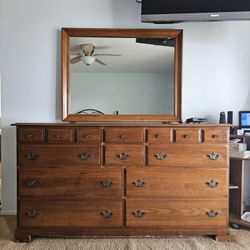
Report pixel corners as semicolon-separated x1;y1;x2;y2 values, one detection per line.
0;210;17;215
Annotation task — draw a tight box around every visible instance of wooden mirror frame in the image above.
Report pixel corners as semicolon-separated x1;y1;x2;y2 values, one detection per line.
61;28;182;122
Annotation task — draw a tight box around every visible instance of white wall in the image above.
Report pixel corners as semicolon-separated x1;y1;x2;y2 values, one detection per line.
0;0;250;213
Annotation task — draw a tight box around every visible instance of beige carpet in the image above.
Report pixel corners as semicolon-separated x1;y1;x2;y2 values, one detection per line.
1;216;250;250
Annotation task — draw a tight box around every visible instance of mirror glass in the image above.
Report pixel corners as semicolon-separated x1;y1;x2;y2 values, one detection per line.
62;28;182;122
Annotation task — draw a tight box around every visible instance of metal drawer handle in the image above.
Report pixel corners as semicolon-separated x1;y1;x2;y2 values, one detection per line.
26;209;40;219
206;210;219;218
132;179;145;187
206;152;220;160
116;152;130;160
155;133;162;139
100;210;113;218
205;179;219;188
120;134;127;140
154;152;167;160
24;179;40;187
25;152;39;160
83;133;91;139
183;133;191;139
212;134;220;139
132;210;145;218
79;152;92;160
56;133;62;139
26;133;33;139
100;179;113;187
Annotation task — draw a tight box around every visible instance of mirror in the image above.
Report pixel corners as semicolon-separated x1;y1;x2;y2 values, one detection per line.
62;28;182;122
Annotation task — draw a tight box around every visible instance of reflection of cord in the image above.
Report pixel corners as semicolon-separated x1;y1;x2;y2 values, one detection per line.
136;0;142;3
76;109;104;115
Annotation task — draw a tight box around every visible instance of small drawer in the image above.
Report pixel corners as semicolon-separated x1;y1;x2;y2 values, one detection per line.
47;128;74;143
18;128;45;143
105;145;144;166
105;128;143;143
174;128;201;143
19;200;123;228
126;199;227;228
204;128;229;143
76;128;101;143
147;128;172;144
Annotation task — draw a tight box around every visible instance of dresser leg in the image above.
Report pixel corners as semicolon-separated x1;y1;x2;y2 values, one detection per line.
215;233;231;242
15;231;32;242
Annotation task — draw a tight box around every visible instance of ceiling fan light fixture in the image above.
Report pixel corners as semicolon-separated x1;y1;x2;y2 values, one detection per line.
82;56;96;65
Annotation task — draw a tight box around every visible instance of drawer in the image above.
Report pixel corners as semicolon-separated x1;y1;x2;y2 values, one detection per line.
19;169;122;199
19;145;100;167
147;128;172;144
105;145;144;166
105;128;143;143
18;128;45;143
127;168;228;198
147;144;228;167
19;200;122;228
204;128;229;143
76;128;101;143
174;128;201;143
47;128;74;143
126;199;227;228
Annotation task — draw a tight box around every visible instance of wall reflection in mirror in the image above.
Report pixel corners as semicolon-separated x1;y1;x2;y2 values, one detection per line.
69;37;175;115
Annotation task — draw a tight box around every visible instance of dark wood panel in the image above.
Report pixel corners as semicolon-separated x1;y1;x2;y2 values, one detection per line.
76;128;101;143
18;128;45;143
147;128;172;144
47;128;74;143
174;128;201;143
204;128;229;143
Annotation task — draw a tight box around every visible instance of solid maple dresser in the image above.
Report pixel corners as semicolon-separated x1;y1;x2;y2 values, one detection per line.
13;123;230;242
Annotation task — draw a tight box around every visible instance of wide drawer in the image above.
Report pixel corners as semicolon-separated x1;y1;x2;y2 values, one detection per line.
19;169;122;199
76;128;101;144
18;128;45;143
127;168;228;198
105;145;144;166
147;128;172;144
47;128;74;143
19;145;100;167
203;128;229;143
19;200;123;228
105;128;143;143
126;199;227;228
147;144;228;167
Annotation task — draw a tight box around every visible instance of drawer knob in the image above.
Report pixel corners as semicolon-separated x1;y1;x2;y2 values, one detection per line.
26;209;40;219
55;133;62;139
212;134;220;139
132;179;145;187
132;210;145;218
100;179;113;187
206;210;219;218
100;210;113;218
183;133;191;139
79;152;92;160
206;152;220;160
154;152;167;160
116;152;130;160
25;152;39;160
155;133;162;139
83;133;91;139
205;179;219;188
24;179;40;187
120;134;127;140
26;133;33;139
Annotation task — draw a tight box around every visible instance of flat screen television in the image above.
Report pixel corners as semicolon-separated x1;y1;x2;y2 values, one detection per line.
239;111;250;128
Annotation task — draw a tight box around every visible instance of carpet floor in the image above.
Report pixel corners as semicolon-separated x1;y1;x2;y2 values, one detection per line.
1;216;250;250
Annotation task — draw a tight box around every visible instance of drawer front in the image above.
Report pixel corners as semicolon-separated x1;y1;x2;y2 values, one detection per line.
147;128;172;144
47;128;74;143
18;128;45;143
19;200;122;228
204;128;229;143
174;128;201;143
19;145;100;167
126;199;227;228
105;145;144;166
19;169;122;199
105;128;143;143
127;168;227;198
76;128;101;143
148;144;228;167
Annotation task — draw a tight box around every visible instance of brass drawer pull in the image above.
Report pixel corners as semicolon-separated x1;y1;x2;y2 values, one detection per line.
100;179;113;187
132;210;145;218
183;133;191;139
132;179;145;187
26;133;33;139
100;210;113;218
212;134;220;139
205;179;219;188
155;133;162;139
24;179;40;187
206;210;219;218
25;152;39;160
26;209;40;219
116;152;130;160
55;133;62;139
154;152;167;160
83;133;91;139
206;152;220;160
79;152;92;160
120;134;127;140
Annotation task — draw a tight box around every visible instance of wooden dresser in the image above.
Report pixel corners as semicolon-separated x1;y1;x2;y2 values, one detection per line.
13;123;230;242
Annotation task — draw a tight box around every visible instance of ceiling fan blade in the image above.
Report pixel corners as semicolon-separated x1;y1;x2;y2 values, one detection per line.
70;56;82;64
95;58;106;66
93;54;121;56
